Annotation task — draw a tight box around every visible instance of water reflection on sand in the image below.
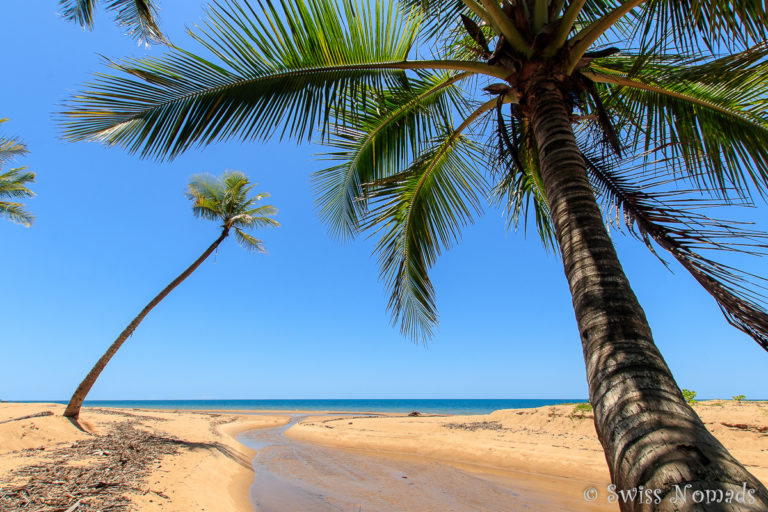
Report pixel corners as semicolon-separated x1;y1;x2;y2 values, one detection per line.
238;414;608;512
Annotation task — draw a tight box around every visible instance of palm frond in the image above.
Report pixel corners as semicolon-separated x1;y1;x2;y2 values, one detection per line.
364;128;485;341
106;0;165;44
233;227;267;252
59;0;98;28
315;71;470;240
586;150;768;351
634;0;768;53
0;169;37;200
490;105;555;248
231;205;280;229
0;119;29;165
0;121;35;227
59;0;165;45
187;174;225;221
61;0;426;160
397;0;470;41
584;45;768;197
0;201;35;227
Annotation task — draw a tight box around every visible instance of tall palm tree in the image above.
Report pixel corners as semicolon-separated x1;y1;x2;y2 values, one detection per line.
0;118;35;227
59;0;166;45
60;1;768;508
63;171;278;419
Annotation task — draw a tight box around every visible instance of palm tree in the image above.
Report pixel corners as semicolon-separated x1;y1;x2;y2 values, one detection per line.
63;171;278;419
59;0;165;45
0;118;35;227
60;1;768;507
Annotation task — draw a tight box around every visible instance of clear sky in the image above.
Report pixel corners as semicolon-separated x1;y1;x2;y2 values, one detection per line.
1;1;766;401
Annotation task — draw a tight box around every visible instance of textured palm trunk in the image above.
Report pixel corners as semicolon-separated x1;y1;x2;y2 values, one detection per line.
527;84;768;511
63;229;229;420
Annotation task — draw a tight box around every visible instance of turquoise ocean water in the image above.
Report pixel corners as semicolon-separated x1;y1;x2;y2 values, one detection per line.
28;399;585;415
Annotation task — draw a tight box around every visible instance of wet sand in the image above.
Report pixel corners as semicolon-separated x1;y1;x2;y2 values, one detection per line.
240;415;615;511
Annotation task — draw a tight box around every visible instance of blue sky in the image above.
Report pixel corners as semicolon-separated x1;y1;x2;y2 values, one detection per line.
1;1;766;401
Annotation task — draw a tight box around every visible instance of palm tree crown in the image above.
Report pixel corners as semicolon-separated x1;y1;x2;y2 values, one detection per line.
59;0;165;45
186;170;279;250
0;118;35;227
61;0;768;347
60;0;768;506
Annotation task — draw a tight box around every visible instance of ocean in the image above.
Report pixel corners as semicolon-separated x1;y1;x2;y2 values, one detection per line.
29;399;585;415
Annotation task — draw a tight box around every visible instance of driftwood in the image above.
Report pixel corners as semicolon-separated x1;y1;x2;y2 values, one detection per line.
721;422;768;434
0;412;54;425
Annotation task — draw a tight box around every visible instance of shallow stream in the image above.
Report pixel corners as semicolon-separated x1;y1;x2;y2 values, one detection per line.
237;414;594;512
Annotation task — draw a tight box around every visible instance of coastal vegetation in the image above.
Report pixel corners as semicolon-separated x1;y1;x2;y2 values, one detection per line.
63;172;278;419
0;119;35;227
59;0;768;509
573;402;593;413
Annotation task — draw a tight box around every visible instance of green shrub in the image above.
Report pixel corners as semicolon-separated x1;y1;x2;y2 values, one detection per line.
733;395;746;402
573;402;593;413
682;389;697;404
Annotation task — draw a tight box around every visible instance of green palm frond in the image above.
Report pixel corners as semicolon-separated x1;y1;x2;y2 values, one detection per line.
634;0;768;52
583;45;768;196
490;109;555;249
585;149;768;350
315;71;470;240
0;169;37;200
59;0;97;29
233;227;266;252
61;0;428;159
187;175;225;221
0;120;35;227
234;205;279;228
397;0;469;40
59;0;166;45
0;128;28;166
0;201;35;227
364;128;485;341
0;168;36;227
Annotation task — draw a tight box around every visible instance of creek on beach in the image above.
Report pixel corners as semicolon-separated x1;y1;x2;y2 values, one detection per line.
237;414;602;512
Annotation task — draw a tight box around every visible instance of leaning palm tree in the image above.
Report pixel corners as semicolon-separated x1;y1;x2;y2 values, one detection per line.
59;0;166;45
61;1;768;508
63;171;278;419
0;118;35;227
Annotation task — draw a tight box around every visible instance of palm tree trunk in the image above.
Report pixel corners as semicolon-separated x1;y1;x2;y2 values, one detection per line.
527;84;768;511
63;229;229;419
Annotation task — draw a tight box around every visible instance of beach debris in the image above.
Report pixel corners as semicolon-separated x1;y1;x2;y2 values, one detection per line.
407;411;421;417
443;421;505;432
86;408;170;422
208;416;236;435
721;422;768;434
0;421;187;511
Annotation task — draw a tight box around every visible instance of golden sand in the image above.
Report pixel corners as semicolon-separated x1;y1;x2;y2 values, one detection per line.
1;400;766;511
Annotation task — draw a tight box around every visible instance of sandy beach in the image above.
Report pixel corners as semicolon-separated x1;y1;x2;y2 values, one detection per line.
1;401;766;511
0;403;289;511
